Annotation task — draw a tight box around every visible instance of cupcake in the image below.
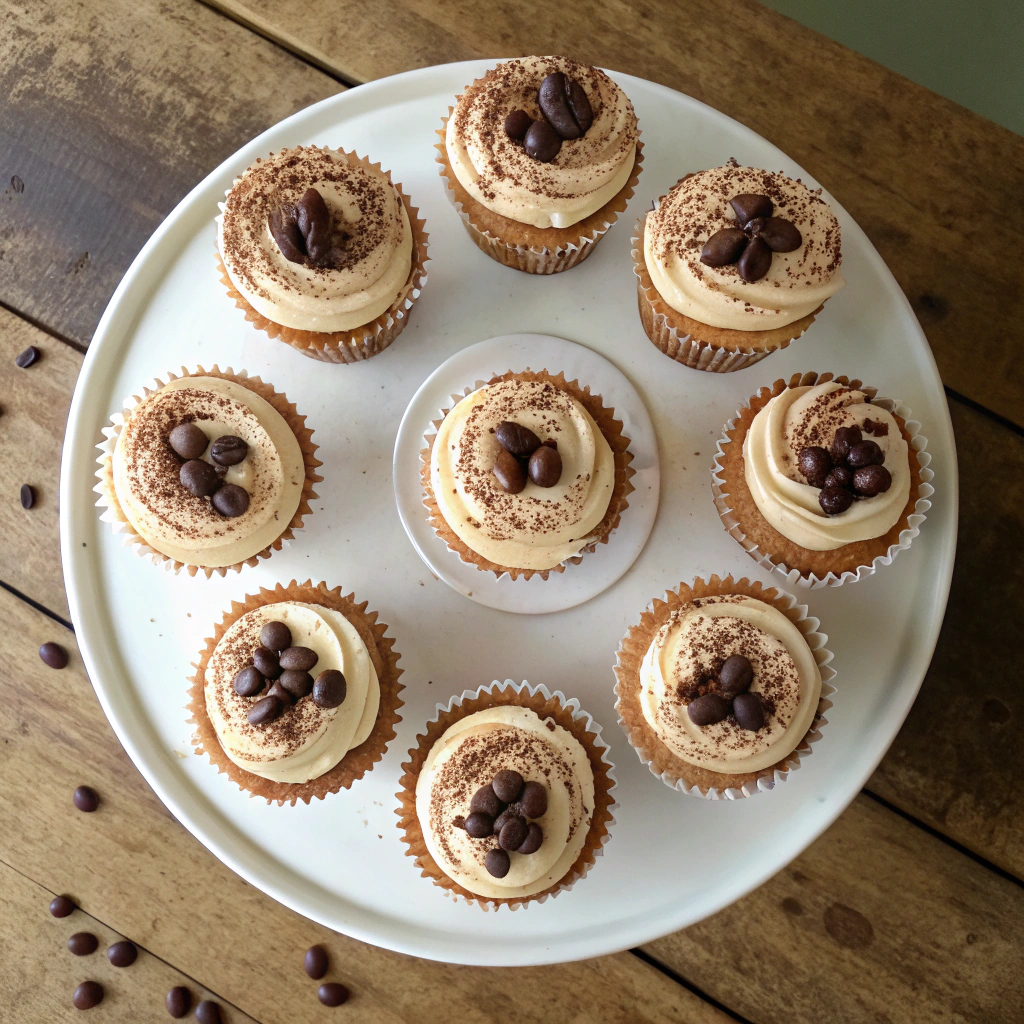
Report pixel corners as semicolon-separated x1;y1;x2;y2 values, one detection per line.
712;371;933;586
396;680;615;908
438;55;642;274
189;581;403;805
633;163;845;371
217;146;428;363
96;367;321;577
615;576;834;798
421;369;634;580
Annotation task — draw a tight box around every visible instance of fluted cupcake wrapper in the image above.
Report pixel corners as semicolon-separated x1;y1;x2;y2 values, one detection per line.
614;575;836;799
187;580;403;805
395;679;617;909
419;369;635;581
710;371;934;588
216;147;429;363
94;366;322;578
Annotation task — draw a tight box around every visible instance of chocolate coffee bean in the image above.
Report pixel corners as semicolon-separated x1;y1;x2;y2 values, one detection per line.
733;691;766;731
504;108;533;141
485;848;511;878
753;216;802;252
499;816;529;852
210;435;248;466
318;983;350;1007
74;981;104;1010
280;646;318;671
73;786;99;812
313;669;347;709
168;422;208;460
20;483;35;508
195;1000;222;1024
700;227;747;267
304;945;328;980
266;680;295;706
517;822;544;854
296;187;332;264
107;940;137;967
68;932;98;956
518;780;548;819
247;694;282;726
564;76;594;134
846;439;884;468
39;641;68;669
50;895;76;918
492;769;524;803
852;464;892;497
233;665;265;697
464;811;494;838
493;448;526;494
180;459;220;498
252;646;280;679
269;206;306;264
718;654;754;697
260;620;291;653
15;345;40;369
819;486;854;516
730;193;773;227
211;483;249;517
687;693;731;726
279;669;313;700
523;119;561;162
469;784;502;818
492;808;522;836
830;424;862;462
528;444;562;487
823;465;852;490
737;235;773;282
496;420;541;456
166;987;192;1018
798;446;833;486
538;72;582;139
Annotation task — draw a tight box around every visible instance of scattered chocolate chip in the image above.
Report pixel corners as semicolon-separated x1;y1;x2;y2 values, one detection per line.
798;446;833;487
862;418;889;437
464;812;494;838
523;119;561;162
687;693;731;726
518;781;547;819
493;448;526;493
819;486;854;516
484;848;511;878
20;484;35;508
73;786;99;813
247;695;282;726
261;621;291;653
179;460;221;498
166;986;191;1018
252;647;280;679
830;425;862;463
280;646;318;671
74;981;103;1010
469;784;501;818
168;423;208;460
266;680;295;706
50;895;76;918
67;932;98;956
504;109;532;141
528;445;562;487
718;654;754;697
39;641;68;669
823;465;852;490
700;227;748;267
233;666;265;697
737;235;773;282
846;440;884;468
492;769;524;804
852;464;892;497
304;945;328;980
318;983;349;1007
279;669;313;700
211;483;249;517
296;187;332;264
269;205;306;264
312;669;347;709
496;420;541;456
733;691;766;731
11;174;24;193
107;940;137;967
730;194;773;227
210;435;248;466
751;216;803;252
517;822;544;854
195;1000;222;1024
15;346;40;369
499;816;529;852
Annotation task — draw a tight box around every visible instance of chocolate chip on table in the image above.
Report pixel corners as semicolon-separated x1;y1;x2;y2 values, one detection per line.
318;983;350;1007
829;424;862;463
492;769;524;804
266;680;296;707
733;691;766;731
260;620;291;653
499;816;529;852
538;71;591;139
464;811;494;839
528;445;562;487
518;780;547;819
823;465;852;490
313;669;347;709
750;216;803;253
485;848;511;878
39;641;69;669
280;646;318;672
179;459;221;498
493;448;526;494
523;119;561;162
247;694;282;726
50;895;76;918
210;435;248;466
687;692;731;726
73;786;99;813
700;227;748;267
504;108;533;141
798;446;832;487
737;235;773;282
304;945;328;980
730;193;773;227
107;940;137;967
20;483;35;509
469;784;502;818
195;1000;222;1024
73;981;103;1010
496;420;541;457
269;206;306;264
517;822;544;854
846;439;884;468
718;654;754;697
166;986;191;1018
67;932;98;956
296;187;332;264
853;464;892;497
252;646;280;679
279;669;313;700
15;346;41;369
168;423;208;460
819;486;854;516
211;483;249;517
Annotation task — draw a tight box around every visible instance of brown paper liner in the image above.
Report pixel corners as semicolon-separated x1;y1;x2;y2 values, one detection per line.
437;107;643;274
420;369;635;581
717;372;925;580
632;211;823;372
217;148;429;363
96;367;322;578
614;575;833;796
188;580;403;805
395;681;615;908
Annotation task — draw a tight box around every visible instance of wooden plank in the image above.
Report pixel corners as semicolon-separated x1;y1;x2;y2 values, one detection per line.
0;0;340;348
206;0;1024;427
0;861;259;1023
0;588;728;1024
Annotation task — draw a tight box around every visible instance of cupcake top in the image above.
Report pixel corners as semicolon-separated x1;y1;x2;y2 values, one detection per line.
644;164;845;330
218;147;413;333
640;594;821;774
203;601;379;785
445;55;638;229
743;380;911;550
112;376;305;567
429;378;615;571
415;706;595;899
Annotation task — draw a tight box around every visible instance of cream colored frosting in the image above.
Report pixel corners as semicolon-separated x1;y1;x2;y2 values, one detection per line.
204;601;379;784
112;376;305;567
743;382;911;551
644;165;845;330
415;706;595;899
429;379;615;571
640;595;821;774
218;147;412;333
446;55;638;229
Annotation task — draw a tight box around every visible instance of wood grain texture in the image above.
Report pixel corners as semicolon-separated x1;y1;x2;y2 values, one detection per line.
206;0;1024;426
0;0;340;347
0;584;729;1024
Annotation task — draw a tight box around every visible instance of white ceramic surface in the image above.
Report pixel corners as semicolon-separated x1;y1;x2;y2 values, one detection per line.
59;60;957;966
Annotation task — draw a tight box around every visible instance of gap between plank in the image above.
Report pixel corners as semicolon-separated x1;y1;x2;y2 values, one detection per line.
0;297;87;356
0;580;74;632
945;385;1024;439
630;947;755;1024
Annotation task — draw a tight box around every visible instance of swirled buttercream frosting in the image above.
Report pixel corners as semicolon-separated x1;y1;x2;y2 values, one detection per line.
446;56;638;229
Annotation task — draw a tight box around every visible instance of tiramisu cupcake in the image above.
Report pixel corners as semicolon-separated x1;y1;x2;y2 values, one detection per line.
633;163;845;371
615;576;835;798
396;680;615;907
422;370;634;580
712;371;932;586
217;146;428;363
438;55;642;274
189;581;403;805
96;367;321;577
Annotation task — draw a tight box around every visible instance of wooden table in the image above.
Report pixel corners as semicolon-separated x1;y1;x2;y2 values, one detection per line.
2;1;1022;1020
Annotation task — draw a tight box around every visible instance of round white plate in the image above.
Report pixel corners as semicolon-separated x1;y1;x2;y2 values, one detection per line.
59;60;957;966
393;332;660;613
